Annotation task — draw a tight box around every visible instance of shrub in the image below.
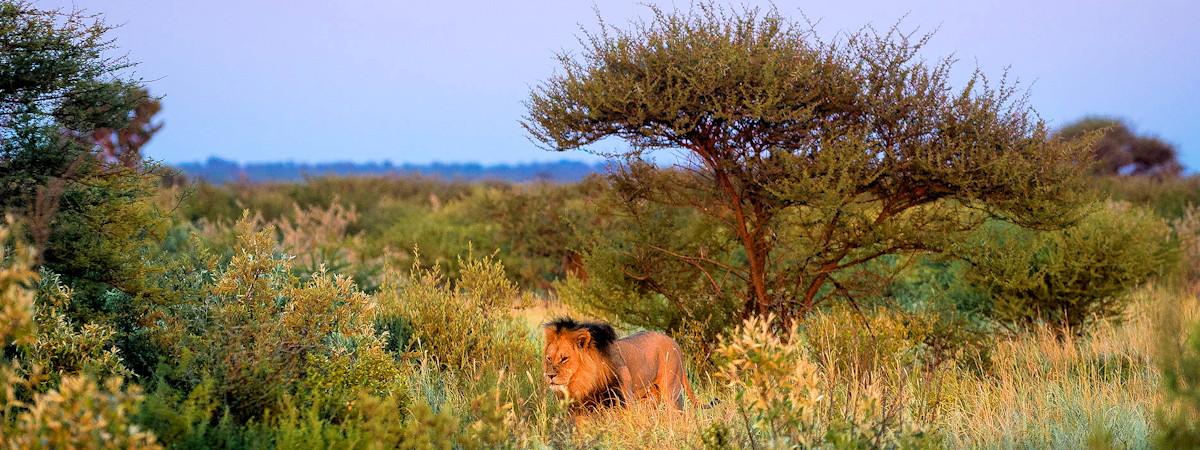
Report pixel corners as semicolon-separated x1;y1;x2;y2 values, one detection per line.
376;253;534;372
1098;175;1200;219
1172;204;1200;286
19;269;129;383
966;202;1173;334
714;315;933;449
273;201;382;290
456;182;598;291
376;198;498;283
171;216;401;421
39;165;174;319
263;389;513;450
0;221;37;348
4;375;161;449
135;377;234;449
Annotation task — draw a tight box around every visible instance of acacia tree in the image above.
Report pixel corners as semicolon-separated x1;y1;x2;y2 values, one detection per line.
524;4;1092;320
1056;117;1181;177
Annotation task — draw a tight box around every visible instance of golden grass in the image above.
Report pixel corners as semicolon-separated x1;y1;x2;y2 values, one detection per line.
937;285;1189;448
502;285;1194;449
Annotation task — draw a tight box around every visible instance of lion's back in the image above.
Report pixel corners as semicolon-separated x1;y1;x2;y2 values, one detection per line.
612;330;684;366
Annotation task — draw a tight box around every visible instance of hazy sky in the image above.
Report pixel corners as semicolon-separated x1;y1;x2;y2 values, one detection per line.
42;1;1200;169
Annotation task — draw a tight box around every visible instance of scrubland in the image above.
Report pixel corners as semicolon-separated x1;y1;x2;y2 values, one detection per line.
2;175;1199;449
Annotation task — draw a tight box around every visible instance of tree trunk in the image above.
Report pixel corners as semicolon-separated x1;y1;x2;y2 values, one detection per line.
695;142;773;318
747;243;770;316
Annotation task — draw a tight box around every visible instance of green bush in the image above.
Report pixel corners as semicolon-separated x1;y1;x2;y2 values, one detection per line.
376;253;534;372
179;176;604;293
1172;204;1200;285
168;216;402;421
554;187;743;362
966;202;1173;334
1;222;37;351
19;269;129;384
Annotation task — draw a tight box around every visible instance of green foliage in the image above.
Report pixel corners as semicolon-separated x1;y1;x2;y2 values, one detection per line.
261;391;513;450
170;216;401;421
1;0;145;216
39;163;173;303
1;0;179;386
0;221;36;348
1156;316;1200;447
1;223;160;447
19;269;129;383
555;177;743;358
966;202;1173;334
136;378;234;449
456;181;599;291
182;177;595;292
0;0;138;132
377;252;534;372
525;1;1091;322
273;201;379;289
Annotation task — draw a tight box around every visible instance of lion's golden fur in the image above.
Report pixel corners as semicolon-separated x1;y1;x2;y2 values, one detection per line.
542;318;698;412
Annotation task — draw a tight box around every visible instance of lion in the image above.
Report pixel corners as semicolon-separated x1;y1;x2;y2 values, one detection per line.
542;317;699;412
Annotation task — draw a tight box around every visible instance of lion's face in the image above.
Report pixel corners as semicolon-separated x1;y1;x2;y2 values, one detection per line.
542;327;592;399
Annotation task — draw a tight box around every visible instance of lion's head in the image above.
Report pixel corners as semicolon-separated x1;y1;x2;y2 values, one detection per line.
542;317;618;403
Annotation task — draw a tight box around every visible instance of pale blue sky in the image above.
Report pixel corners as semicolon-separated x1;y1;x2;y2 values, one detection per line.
44;1;1200;169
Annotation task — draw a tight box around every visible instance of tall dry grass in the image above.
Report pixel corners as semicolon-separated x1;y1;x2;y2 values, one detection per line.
503;284;1194;449
938;285;1189;448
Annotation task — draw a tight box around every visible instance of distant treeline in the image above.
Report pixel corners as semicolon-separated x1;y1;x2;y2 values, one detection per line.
174;157;605;183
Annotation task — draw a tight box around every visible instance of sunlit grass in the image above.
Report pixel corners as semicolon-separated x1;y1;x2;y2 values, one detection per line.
497;284;1192;449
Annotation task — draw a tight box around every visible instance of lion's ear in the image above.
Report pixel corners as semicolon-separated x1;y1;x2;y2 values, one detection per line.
574;330;593;348
542;324;557;340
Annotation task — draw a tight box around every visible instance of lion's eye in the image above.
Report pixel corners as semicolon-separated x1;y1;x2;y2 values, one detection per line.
559;356;568;363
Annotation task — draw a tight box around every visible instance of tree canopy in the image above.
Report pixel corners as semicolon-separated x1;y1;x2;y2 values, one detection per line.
0;0;168;329
525;3;1093;319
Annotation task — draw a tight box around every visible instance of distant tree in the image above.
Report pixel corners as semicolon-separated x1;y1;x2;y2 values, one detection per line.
1056;117;1181;177
525;3;1092;320
85;87;163;168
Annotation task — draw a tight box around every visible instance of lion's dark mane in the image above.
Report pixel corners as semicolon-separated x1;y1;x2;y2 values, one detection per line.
545;317;618;352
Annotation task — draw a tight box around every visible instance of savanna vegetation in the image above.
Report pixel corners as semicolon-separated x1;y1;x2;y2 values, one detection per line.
2;1;1198;448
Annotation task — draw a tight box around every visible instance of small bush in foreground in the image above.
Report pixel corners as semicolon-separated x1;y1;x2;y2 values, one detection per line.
4;375;161;449
714;315;933;449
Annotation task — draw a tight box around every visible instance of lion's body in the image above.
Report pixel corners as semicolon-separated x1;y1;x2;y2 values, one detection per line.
543;318;698;412
608;331;698;409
